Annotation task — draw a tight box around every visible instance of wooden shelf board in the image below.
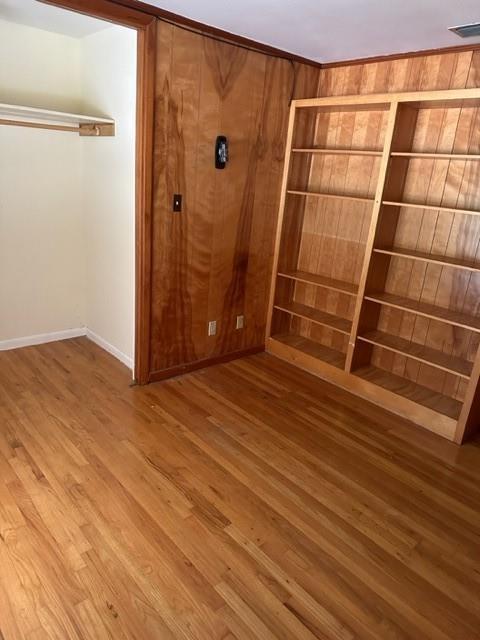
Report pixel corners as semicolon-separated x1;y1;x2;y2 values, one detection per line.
292;148;382;156
293;88;480;110
288;190;374;203
358;330;473;379
274;301;352;335
277;270;358;295
391;151;480;161
354;365;462;420
382;200;480;217
272;333;346;369
364;292;480;332
374;247;480;272
0;102;114;126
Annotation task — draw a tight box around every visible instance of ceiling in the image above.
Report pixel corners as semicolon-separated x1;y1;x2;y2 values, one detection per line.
147;0;480;63
0;0;479;61
0;0;110;38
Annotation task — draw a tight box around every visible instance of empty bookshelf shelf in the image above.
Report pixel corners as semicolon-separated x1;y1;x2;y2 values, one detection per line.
357;330;473;379
288;190;374;203
373;248;480;272
272;334;346;369
382;200;480;217
364;292;480;332
277;271;358;295
391;151;480;160
274;302;352;334
354;366;463;420
292;148;382;156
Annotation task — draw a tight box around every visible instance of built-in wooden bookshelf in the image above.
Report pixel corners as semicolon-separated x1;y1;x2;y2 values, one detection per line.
266;87;480;444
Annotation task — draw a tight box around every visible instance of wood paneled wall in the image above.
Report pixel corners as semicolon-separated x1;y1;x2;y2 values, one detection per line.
149;21;319;378
318;51;480;96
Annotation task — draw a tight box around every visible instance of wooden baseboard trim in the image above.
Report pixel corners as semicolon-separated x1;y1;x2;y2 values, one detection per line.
149;345;265;382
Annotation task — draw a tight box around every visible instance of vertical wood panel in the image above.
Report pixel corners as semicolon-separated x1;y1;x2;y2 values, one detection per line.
150;22;319;377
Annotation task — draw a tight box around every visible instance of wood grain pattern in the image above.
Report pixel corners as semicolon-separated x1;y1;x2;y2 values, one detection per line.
150;21;319;376
1;338;480;638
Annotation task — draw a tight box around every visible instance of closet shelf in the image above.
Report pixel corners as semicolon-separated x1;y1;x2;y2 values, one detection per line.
391;151;480;160
357;330;473;379
364;292;480;332
354;365;463;420
382;200;480;216
292;148;382;156
0;103;115;136
374;247;480;272
272;333;346;369
277;270;358;295
274;301;352;334
288;190;374;203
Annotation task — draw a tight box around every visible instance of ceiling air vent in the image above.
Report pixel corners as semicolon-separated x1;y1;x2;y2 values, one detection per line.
449;22;480;38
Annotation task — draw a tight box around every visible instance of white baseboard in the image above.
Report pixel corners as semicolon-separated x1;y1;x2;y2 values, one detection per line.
85;329;133;371
0;327;134;372
0;327;86;351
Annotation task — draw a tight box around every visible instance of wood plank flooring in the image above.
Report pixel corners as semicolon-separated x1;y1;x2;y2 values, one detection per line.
0;337;480;639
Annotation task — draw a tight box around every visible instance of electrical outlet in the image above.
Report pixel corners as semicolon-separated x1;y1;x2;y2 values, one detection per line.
236;315;244;330
208;320;217;336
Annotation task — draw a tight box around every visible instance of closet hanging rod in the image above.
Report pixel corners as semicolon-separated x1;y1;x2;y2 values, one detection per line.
0;118;114;136
0;118;80;133
0;103;116;136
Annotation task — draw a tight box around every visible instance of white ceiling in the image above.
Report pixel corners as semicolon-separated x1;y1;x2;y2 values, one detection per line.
0;0;110;38
147;0;480;63
0;0;479;61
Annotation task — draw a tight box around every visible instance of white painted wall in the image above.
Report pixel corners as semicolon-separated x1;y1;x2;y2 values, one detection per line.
0;19;85;343
81;26;137;369
0;18;83;112
0;18;136;371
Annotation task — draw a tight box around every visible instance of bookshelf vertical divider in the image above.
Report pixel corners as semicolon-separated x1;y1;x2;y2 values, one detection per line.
265;104;297;339
266;88;480;444
345;101;400;371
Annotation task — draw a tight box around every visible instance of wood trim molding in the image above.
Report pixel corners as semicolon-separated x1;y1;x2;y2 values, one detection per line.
40;0;154;27
321;42;480;69
134;17;156;385
41;0;156;384
79;0;322;67
149;346;265;382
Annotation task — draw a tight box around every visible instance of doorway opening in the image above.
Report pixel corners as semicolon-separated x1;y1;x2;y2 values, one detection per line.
0;0;155;382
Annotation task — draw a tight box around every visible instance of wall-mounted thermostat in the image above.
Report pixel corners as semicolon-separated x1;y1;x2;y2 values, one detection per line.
215;135;228;169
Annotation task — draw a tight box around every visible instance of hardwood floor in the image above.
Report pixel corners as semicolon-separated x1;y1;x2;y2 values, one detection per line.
0;338;480;639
